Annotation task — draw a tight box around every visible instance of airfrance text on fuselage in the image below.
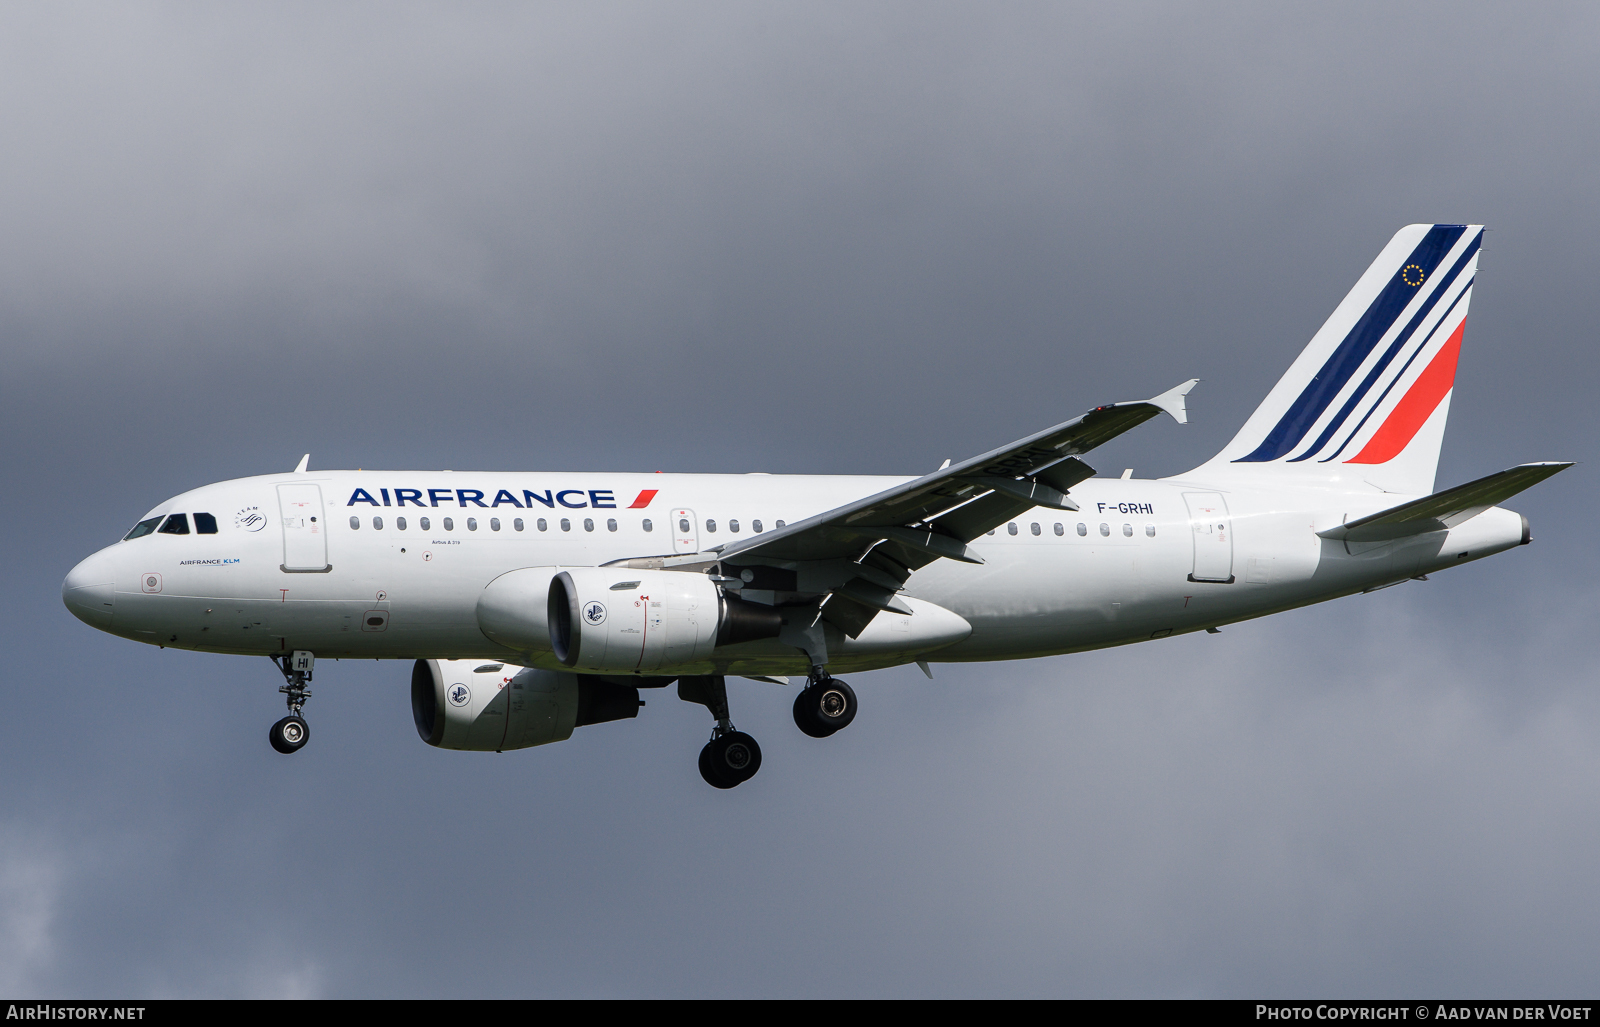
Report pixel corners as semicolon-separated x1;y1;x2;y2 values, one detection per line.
346;488;658;511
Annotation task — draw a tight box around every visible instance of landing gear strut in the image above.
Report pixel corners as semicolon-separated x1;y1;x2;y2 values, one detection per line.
268;651;314;754
679;675;762;789
793;667;857;738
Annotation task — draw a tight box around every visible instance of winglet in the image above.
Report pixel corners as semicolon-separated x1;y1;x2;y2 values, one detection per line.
1147;379;1199;425
293;454;310;473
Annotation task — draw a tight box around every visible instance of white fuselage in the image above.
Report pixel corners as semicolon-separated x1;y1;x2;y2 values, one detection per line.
63;469;1529;677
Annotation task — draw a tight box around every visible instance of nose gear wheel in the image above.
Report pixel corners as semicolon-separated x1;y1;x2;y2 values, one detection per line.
270;715;310;754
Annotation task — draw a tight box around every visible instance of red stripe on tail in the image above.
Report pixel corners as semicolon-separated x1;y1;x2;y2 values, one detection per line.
1346;319;1465;465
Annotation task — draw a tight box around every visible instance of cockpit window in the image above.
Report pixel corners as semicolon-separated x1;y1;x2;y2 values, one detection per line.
123;517;162;540
193;513;218;534
158;514;190;535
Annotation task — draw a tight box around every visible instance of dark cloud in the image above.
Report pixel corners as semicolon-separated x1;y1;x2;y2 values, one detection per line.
3;2;1597;996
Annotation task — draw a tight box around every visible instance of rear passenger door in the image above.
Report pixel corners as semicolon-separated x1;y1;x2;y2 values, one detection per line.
278;484;331;572
1183;492;1234;583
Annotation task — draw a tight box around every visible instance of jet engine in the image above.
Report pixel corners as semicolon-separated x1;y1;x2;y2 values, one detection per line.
410;658;643;751
547;568;783;674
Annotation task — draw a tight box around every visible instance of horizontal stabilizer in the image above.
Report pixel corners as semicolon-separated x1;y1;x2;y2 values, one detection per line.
1317;462;1572;542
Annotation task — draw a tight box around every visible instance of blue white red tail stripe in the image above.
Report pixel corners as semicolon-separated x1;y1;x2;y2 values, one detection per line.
1238;225;1467;462
1290;235;1480;462
1317;273;1474;463
1195;224;1485;496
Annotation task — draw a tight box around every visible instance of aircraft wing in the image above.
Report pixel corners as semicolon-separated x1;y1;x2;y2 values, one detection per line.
1317;462;1573;543
709;379;1197;636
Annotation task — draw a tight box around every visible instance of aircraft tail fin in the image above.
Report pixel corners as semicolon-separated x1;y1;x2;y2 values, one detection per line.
1198;224;1484;495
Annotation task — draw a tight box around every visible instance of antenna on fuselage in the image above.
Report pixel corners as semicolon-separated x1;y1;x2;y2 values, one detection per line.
293;454;310;473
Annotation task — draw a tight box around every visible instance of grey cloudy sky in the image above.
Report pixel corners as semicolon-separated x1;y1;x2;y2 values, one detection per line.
3;2;1598;997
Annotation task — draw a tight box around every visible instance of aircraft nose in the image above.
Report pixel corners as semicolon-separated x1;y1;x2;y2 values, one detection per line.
63;548;117;628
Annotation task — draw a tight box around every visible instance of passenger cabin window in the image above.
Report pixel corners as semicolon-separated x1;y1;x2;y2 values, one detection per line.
729;519;740;533
1123;524;1133;537
643;519;653;532
776;520;785;529
1099;523;1109;536
397;516;408;530
490;517;500;531
512;518;523;531
420;516;431;531
1146;525;1156;537
466;518;478;531
583;518;594;532
706;519;717;533
607;518;618;532
193;513;218;534
679;518;690;534
124;517;162;540
374;517;383;529
349;516;361;530
1054;523;1064;536
537;518;548;532
1007;523;1017;535
560;518;571;532
1077;523;1087;536
443;517;454;531
1030;522;1041;536
158;514;190;535
752;519;763;533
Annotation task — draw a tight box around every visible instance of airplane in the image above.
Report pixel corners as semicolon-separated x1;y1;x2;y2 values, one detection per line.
62;223;1569;788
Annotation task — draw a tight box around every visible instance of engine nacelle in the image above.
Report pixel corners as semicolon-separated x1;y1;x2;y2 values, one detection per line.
547;568;781;673
410;659;643;751
476;566;562;655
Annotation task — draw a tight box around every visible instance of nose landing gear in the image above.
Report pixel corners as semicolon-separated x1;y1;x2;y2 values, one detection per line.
793;669;857;738
679;675;762;788
268;651;315;755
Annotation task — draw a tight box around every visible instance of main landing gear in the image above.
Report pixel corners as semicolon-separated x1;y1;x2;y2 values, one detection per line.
679;676;762;789
793;668;857;738
268;651;314;755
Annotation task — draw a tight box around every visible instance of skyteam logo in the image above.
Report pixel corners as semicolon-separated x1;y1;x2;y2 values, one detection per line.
1234;225;1482;467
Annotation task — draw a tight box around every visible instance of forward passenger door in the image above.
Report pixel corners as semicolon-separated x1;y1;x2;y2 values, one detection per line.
278;483;331;572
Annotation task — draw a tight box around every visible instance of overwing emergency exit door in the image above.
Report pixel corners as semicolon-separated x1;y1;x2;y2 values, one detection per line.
278;483;331;572
671;509;699;555
1183;492;1234;583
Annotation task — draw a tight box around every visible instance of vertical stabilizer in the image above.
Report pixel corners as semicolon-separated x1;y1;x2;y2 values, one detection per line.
1194;224;1482;495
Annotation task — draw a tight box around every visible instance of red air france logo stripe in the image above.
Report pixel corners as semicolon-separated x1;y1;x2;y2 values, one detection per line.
628;489;659;509
1346;318;1465;465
